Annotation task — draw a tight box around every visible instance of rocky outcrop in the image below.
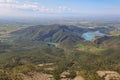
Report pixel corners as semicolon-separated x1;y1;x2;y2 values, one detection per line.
97;71;120;80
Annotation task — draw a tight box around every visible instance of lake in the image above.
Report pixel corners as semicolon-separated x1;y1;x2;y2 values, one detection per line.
82;31;105;41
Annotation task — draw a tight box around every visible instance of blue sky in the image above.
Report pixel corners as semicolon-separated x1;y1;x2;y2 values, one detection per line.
0;0;120;17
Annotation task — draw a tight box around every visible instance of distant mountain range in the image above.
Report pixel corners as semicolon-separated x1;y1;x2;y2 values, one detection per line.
11;24;119;48
12;24;86;42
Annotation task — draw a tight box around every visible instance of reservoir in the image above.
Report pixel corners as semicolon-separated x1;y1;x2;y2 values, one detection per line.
82;31;105;41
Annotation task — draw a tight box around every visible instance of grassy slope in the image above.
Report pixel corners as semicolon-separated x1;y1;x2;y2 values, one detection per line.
0;40;120;80
0;25;119;80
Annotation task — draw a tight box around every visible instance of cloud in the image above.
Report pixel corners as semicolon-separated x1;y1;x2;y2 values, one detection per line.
58;6;71;12
0;0;72;17
0;1;72;13
0;0;17;3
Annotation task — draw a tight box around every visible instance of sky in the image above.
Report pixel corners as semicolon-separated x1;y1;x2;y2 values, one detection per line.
0;0;120;18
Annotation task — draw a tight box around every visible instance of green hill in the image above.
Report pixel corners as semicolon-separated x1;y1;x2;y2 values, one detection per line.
95;36;120;48
12;24;86;48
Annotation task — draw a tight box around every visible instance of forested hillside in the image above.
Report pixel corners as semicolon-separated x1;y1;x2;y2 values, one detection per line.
0;24;119;80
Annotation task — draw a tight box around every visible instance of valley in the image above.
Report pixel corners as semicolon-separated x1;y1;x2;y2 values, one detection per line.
0;0;120;79
0;20;120;80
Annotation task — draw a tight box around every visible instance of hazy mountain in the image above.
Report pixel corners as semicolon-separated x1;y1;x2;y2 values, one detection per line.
12;24;86;43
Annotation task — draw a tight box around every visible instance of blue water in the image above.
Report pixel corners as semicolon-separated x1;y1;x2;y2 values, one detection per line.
82;31;105;41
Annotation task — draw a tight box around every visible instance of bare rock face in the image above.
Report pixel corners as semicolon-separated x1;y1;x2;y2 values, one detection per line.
60;71;85;80
73;76;84;80
73;72;84;80
97;71;120;80
22;72;54;80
